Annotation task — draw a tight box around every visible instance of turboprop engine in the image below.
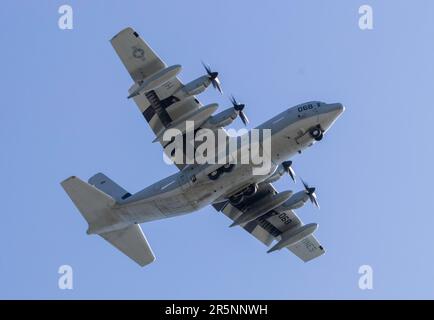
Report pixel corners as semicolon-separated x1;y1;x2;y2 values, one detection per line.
266;161;296;183
281;179;320;210
203;96;249;129
178;62;222;97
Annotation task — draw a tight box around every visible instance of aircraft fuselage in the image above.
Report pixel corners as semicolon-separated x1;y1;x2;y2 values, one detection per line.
115;101;344;224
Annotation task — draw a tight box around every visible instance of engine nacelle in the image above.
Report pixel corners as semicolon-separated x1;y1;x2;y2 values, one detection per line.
281;191;309;210
202;107;238;129
264;164;286;183
180;75;212;96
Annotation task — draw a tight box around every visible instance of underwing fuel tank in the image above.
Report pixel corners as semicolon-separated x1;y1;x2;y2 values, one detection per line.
230;191;293;227
128;65;182;98
267;223;318;253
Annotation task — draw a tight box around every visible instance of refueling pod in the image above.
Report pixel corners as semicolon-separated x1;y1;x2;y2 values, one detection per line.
128;65;182;98
230;191;293;227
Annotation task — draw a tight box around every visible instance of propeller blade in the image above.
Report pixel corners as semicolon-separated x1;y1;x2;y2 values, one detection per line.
300;178;319;209
202;62;223;94
201;61;211;75
301;178;309;191
212;77;223;94
231;95;244;111
287;166;296;183
310;193;320;209
282;161;296;182
239;110;249;125
230;95;248;126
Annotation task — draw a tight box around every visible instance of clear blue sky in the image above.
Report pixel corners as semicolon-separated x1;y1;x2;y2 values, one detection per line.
1;0;434;299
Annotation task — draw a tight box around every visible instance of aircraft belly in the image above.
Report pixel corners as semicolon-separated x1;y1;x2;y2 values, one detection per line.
122;194;196;223
120;201;165;223
180;179;219;209
269;128;301;162
154;194;195;216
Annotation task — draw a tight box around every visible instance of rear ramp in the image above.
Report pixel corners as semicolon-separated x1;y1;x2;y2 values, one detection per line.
61;176;155;267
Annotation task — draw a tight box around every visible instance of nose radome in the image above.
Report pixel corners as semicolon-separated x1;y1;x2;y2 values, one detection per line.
318;103;345;131
324;103;345;119
331;103;345;114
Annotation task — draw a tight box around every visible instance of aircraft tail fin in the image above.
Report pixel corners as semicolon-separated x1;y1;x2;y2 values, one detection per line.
61;176;155;267
61;176;118;230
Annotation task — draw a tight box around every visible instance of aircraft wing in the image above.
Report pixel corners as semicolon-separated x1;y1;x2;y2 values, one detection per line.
111;28;204;150
214;183;325;262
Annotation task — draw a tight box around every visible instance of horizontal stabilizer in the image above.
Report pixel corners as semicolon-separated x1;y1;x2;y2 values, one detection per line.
61;176;156;267
100;224;155;267
88;173;131;201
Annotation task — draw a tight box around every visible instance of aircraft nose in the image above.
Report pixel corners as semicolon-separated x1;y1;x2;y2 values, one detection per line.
324;103;345;119
330;103;345;115
318;102;345;131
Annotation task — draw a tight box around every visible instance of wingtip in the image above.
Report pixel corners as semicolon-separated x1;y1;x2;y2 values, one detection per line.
138;256;156;267
110;27;136;42
267;246;279;254
137;249;156;267
60;175;77;186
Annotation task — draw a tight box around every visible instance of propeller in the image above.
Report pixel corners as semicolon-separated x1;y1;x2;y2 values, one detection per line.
281;161;296;183
301;178;320;209
202;62;223;94
230;95;249;126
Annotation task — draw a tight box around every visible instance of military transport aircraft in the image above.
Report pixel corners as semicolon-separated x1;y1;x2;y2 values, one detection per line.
61;27;344;267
